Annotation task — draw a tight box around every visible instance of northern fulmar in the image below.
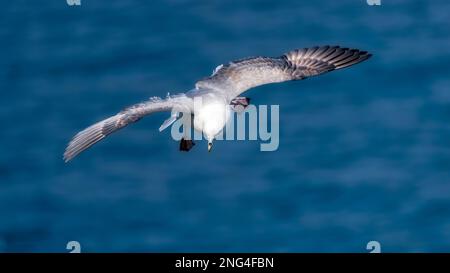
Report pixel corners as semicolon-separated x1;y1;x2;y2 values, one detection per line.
64;46;371;162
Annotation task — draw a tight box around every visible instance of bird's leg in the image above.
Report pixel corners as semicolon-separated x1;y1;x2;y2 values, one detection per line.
230;97;250;113
179;112;196;152
179;138;195;152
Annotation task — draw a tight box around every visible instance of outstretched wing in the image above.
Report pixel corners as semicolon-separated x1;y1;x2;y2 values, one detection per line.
63;95;191;162
196;46;372;100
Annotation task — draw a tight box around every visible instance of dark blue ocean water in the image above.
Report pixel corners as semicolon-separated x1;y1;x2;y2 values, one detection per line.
1;0;450;252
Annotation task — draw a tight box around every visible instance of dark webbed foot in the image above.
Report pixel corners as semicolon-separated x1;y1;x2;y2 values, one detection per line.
230;97;250;112
179;138;195;151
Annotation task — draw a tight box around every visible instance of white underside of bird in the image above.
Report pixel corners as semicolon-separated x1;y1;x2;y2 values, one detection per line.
193;98;231;150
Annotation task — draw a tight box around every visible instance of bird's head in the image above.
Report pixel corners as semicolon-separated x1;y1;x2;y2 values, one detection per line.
207;138;213;152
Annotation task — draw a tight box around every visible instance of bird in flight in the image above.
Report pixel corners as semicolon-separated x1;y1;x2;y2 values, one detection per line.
63;46;371;162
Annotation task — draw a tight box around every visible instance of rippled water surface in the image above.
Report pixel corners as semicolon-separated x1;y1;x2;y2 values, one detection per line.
1;0;450;252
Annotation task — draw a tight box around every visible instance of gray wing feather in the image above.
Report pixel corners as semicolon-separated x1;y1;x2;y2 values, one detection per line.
196;46;371;100
63;95;191;162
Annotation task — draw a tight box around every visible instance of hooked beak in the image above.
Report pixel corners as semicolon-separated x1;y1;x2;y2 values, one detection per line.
208;142;213;152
